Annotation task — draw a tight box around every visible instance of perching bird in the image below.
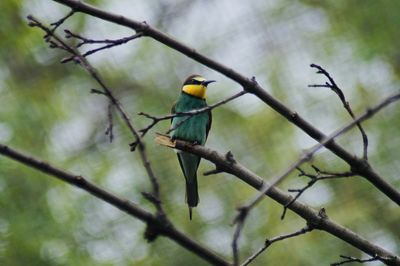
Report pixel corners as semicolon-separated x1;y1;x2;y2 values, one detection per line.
170;74;215;220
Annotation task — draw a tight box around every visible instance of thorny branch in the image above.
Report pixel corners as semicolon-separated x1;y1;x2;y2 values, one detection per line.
280;165;354;220
241;225;313;266
27;15;163;216
331;254;395;266
309;63;369;160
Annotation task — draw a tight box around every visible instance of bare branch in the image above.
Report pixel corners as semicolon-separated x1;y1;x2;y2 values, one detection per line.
137;90;247;141
155;92;400;265
0;143;230;266
28;15;163;214
331;254;396;266
51;0;400;205
241;225;313;266
280;166;354;220
232;208;246;266
105;102;114;143
229;92;400;252
50;9;75;33
155;135;400;265
309;63;369;160
62;29;143;63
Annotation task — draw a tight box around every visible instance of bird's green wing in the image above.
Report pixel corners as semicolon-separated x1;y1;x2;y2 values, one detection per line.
205;110;212;141
171;102;176;123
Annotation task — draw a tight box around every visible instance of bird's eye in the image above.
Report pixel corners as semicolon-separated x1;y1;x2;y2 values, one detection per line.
191;79;202;85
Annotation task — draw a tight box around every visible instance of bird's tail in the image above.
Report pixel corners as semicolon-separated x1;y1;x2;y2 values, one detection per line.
185;175;199;220
178;152;200;220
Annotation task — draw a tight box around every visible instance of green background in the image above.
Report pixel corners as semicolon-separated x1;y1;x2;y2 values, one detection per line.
0;1;399;265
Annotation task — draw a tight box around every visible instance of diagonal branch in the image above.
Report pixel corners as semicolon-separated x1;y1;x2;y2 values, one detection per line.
309;63;369;160
50;9;75;33
229;93;400;262
241;225;313;266
62;29;143;63
27;15;163;215
0;143;230;266
137;90;247;140
156;91;400;265
156;136;400;265
331;254;396;266
51;0;400;206
280;166;354;220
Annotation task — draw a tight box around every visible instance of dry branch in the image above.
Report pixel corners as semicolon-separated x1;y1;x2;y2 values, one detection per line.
0;144;230;266
137;90;246;141
155;90;400;265
51;0;400;206
241;225;313;266
226;93;400;264
331;254;395;266
28;15;163;215
309;63;369;160
281;166;354;220
155;134;400;266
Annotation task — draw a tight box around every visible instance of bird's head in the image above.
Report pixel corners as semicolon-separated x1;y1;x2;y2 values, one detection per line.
181;74;216;99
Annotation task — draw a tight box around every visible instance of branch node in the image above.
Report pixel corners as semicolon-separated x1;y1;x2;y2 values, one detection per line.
203;167;223;176
330;254;394;266
244;76;258;92
318;207;328;219
225;151;236;164
90;88;106;95
142;191;161;205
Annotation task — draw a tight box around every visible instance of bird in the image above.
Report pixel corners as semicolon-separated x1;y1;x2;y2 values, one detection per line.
170;74;215;220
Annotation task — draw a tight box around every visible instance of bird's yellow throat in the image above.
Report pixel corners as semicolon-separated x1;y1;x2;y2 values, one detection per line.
182;84;207;99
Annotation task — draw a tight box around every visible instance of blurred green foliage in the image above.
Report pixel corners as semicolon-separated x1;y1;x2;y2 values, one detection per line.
0;1;399;265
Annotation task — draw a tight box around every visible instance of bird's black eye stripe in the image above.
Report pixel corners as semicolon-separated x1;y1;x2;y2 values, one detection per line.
191;79;202;85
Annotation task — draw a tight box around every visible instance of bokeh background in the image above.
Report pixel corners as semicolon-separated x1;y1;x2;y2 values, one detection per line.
1;1;399;265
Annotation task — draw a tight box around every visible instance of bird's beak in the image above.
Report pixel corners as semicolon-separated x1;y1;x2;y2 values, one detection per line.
202;80;216;86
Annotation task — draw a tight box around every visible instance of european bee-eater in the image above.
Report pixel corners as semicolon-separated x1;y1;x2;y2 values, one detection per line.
170;74;215;220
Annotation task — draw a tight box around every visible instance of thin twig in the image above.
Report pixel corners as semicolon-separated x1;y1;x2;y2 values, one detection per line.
137;90;247;139
156;92;400;265
309;63;369;160
230;92;400;264
62;30;143;63
281;166;354;220
105;102;114;143
232;208;247;266
166;136;400;265
0;143;230;266
241;225;313;266
52;0;400;207
50;9;75;33
28;15;163;214
331;254;394;266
